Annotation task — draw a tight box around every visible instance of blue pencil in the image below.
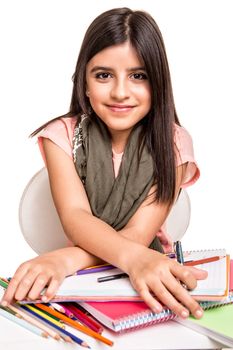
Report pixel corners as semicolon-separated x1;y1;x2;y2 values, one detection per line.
0;307;48;338
21;305;91;348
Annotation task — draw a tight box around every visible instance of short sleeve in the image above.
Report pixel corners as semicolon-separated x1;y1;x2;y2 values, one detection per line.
174;124;200;188
37;117;77;165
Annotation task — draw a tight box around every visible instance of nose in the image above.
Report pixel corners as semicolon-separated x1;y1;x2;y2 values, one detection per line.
110;77;130;101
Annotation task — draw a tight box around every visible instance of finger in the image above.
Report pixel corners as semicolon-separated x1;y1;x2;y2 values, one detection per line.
162;274;203;318
150;279;191;318
131;279;163;313
27;273;51;300
1;265;30;305
41;277;63;302
186;266;208;280
162;243;173;254
171;263;198;290
14;270;41;302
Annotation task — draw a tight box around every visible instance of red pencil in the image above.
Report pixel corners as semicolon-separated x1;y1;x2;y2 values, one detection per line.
184;255;222;266
66;303;104;334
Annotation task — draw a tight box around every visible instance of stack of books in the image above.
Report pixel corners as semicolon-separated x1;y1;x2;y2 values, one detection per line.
0;248;233;347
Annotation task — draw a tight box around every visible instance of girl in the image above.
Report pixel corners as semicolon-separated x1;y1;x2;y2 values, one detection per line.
2;7;207;319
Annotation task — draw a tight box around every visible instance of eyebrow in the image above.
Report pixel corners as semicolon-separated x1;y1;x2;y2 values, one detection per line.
90;66;146;73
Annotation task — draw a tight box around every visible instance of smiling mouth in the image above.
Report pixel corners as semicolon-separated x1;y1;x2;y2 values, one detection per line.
106;104;135;112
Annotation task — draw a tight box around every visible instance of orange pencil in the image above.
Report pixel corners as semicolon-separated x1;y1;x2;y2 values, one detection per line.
184;255;222;266
35;303;113;346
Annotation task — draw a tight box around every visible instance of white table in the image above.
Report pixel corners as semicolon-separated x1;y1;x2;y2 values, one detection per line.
0;313;223;350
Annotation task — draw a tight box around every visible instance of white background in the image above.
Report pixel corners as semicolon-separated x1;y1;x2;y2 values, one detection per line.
0;0;232;275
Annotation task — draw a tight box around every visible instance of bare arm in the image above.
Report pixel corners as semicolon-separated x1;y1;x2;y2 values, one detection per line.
45;137;184;249
2;138;206;320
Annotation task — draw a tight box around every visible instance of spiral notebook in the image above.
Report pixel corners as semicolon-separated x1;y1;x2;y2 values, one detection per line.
19;248;230;304
77;294;233;332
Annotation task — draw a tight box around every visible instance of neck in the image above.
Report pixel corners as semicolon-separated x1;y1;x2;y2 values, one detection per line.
110;130;131;153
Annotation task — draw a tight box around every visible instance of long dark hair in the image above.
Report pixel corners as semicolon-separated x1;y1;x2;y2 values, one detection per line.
32;7;180;205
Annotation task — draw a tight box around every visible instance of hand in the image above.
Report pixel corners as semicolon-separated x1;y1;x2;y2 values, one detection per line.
127;247;208;319
1;250;72;306
156;230;173;253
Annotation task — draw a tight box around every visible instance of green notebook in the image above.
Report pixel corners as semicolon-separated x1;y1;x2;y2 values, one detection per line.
177;304;233;347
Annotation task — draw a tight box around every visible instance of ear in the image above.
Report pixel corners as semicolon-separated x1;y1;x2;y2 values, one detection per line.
85;84;90;97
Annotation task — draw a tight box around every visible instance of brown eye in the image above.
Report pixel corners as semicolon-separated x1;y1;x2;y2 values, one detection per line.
131;73;148;80
95;72;112;79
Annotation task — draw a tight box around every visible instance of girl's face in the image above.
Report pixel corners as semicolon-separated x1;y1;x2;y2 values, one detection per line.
85;41;151;143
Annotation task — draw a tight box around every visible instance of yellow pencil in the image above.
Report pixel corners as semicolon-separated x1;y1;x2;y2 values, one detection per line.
22;304;65;329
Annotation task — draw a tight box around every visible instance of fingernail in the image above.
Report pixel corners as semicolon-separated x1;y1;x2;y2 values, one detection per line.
181;310;189;318
1;300;8;307
195;309;203;318
152;305;163;313
41;296;48;302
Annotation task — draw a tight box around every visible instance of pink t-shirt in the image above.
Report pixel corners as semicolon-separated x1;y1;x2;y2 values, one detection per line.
38;116;200;188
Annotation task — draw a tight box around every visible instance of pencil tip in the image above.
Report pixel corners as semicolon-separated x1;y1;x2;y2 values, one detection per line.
42;332;49;338
82;342;91;348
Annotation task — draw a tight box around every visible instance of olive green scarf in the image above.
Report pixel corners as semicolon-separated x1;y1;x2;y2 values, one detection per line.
73;114;163;252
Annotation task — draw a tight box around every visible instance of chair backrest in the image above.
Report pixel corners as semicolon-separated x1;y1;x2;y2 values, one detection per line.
19;167;191;254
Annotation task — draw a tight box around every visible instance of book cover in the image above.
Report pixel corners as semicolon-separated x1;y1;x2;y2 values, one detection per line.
176;303;233;347
78;294;233;332
77;301;175;332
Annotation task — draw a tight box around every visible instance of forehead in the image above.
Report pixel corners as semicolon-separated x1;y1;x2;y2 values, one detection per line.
86;41;144;70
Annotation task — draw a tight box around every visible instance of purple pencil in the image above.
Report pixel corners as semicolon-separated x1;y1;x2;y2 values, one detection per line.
76;265;115;275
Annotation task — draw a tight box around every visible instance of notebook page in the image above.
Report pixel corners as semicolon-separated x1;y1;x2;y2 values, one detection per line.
190;256;227;296
52;257;228;298
184;249;226;261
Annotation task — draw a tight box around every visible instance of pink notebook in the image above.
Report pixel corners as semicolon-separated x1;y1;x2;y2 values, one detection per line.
77;301;175;332
77;296;233;333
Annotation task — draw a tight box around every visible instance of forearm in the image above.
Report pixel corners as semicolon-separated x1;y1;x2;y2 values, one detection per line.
60;208;144;273
117;226;155;247
46;246;105;275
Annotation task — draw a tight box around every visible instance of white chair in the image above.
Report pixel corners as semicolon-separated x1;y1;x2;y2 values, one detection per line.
19;167;191;254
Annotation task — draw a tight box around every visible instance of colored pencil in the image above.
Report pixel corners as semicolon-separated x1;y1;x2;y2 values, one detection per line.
184;255;222;266
56;303;74;318
0;278;8;289
64;303;103;333
76;265;115;275
3;305;21;317
0;307;48;338
97;272;128;283
82;263;112;270
35;303;113;346
74;303;104;332
21;305;90;347
22;304;65;328
50;302;66;313
7;304;60;340
20;306;72;343
34;306;64;322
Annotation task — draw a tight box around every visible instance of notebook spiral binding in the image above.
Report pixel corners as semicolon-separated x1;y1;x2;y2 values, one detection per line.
114;294;233;332
184;248;226;253
114;308;177;333
199;294;233;310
